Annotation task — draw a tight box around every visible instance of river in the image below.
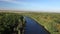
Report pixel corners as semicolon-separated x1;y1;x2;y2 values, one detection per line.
24;17;50;34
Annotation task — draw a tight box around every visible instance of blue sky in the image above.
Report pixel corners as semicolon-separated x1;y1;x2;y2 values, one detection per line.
0;0;60;12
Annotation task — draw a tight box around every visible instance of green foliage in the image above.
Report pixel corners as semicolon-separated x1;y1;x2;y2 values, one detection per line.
0;13;23;34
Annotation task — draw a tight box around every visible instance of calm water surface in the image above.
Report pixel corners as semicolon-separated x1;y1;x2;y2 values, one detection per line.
24;17;50;34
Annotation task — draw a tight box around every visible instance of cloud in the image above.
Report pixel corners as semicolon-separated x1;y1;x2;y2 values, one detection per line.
0;0;32;5
0;0;37;5
0;0;27;5
0;0;14;2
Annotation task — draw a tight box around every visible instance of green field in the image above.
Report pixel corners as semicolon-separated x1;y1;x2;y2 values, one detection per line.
0;12;60;34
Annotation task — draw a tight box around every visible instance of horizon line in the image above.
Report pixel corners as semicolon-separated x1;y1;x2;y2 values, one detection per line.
0;9;60;13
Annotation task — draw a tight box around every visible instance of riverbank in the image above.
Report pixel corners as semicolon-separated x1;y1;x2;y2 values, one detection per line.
22;13;60;34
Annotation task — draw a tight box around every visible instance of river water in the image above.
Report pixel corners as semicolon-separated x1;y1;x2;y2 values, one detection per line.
24;17;50;34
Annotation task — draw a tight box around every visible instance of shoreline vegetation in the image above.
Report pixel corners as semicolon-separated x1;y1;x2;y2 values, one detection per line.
0;13;25;34
0;10;60;34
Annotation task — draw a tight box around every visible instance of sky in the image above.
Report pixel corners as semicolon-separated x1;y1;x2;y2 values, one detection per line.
0;0;60;12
